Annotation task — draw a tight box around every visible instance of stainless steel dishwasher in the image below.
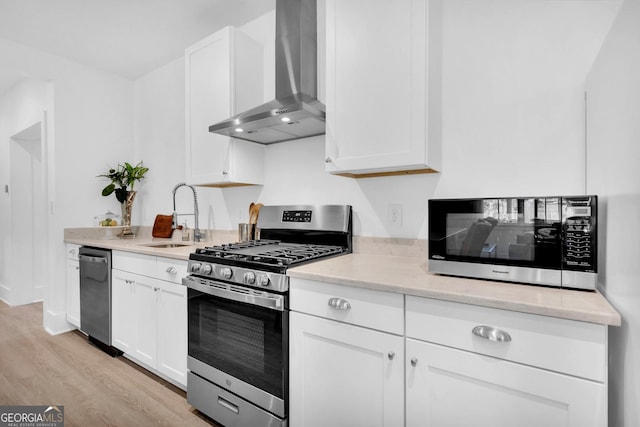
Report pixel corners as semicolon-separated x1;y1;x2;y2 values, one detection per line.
79;246;121;356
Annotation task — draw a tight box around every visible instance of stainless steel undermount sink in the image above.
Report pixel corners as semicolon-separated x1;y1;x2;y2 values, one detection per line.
140;242;193;248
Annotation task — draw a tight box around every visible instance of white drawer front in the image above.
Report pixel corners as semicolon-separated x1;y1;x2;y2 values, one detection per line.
156;257;188;284
112;250;157;277
290;278;404;335
406;296;607;382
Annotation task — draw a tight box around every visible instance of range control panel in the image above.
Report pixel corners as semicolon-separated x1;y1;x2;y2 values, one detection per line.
563;196;597;272
282;210;312;223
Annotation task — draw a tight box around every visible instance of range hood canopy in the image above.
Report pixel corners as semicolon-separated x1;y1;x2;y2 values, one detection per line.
209;0;325;144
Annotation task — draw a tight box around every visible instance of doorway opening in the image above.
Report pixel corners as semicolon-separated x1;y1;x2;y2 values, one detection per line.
9;120;48;305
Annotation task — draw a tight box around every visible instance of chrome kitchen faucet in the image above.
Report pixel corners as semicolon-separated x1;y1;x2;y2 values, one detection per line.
171;182;204;242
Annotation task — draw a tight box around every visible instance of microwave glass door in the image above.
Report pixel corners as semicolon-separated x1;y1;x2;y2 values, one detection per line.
430;197;563;269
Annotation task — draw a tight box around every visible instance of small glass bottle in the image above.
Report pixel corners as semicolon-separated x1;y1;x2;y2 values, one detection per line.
182;221;191;241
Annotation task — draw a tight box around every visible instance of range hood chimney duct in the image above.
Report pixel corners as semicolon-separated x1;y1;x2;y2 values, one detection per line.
209;0;325;144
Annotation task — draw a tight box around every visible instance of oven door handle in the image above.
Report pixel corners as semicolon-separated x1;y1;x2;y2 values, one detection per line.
183;276;285;312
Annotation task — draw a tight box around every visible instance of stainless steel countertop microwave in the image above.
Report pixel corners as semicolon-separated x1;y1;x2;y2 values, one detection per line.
428;195;598;290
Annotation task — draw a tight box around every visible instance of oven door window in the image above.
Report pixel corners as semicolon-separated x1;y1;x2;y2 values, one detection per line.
188;288;286;399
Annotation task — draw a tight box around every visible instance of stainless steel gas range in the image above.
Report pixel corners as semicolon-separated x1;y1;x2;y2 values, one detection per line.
183;205;352;427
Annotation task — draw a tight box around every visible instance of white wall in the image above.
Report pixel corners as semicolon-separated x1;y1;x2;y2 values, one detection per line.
132;2;615;239
132;56;235;232
0;1;618;330
0;79;49;304
0;37;134;332
133;57;191;225
586;0;640;425
436;0;618;199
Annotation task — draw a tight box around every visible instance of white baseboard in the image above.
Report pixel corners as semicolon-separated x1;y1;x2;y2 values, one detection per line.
44;308;76;335
0;283;11;305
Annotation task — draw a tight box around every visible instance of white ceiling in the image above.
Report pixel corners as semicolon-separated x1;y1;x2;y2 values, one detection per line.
0;0;274;93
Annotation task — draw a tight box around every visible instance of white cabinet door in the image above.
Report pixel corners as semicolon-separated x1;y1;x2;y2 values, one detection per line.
405;339;606;427
185;26;265;186
325;0;441;176
111;270;136;354
290;311;404;427
131;276;158;368
111;253;188;389
156;280;187;387
65;244;81;327
65;258;80;327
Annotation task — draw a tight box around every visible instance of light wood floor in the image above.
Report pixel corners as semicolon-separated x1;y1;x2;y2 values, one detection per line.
0;301;221;427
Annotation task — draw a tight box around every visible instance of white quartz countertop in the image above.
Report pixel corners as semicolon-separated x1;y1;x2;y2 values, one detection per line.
65;229;621;326
288;253;622;327
64;227;236;261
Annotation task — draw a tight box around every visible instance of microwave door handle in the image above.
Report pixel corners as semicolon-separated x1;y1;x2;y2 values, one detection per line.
183;276;284;311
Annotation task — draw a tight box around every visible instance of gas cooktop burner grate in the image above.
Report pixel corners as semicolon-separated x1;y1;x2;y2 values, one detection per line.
195;240;346;266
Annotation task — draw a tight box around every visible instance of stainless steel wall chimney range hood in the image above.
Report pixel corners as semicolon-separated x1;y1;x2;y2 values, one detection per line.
209;0;325;144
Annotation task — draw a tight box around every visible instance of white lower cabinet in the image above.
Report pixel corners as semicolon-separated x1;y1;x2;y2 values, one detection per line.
405;339;605;427
112;252;187;388
156;278;188;383
289;280;609;426
65;244;81;327
290;312;404;427
112;270;157;367
111;269;137;355
289;278;405;427
405;296;607;427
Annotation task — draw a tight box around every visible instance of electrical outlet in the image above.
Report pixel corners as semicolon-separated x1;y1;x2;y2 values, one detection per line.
388;204;402;228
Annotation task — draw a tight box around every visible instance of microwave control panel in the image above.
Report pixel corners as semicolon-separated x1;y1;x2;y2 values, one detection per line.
562;197;597;272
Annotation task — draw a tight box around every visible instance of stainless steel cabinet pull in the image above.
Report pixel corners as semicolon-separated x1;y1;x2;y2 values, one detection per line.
472;325;512;342
388;352;395;360
325;157;332;163
217;396;239;414
153;287;160;292
410;357;418;367
328;297;351;310
166;266;177;274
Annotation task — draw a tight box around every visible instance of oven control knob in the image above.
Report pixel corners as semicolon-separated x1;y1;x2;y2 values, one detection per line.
244;272;256;285
220;267;233;280
190;263;201;273
201;264;213;275
259;275;270;287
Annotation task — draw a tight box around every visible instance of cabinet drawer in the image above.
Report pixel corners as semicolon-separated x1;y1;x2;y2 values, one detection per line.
113;251;157;277
157;257;188;284
406;296;607;382
290;278;404;335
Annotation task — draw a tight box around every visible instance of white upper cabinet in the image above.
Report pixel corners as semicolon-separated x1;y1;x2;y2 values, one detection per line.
324;0;442;177
185;26;266;187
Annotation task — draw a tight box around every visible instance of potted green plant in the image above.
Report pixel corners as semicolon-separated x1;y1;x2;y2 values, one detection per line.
98;161;149;236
